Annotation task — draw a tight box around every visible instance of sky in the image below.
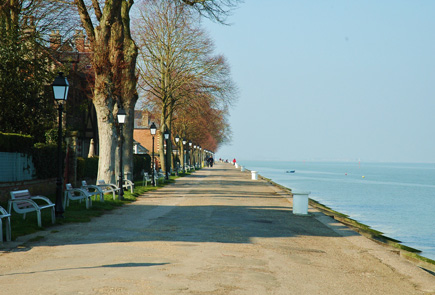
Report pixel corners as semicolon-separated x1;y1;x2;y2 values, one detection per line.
203;1;435;163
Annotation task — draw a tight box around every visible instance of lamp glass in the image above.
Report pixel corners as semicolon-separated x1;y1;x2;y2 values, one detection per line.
164;130;170;140
52;72;69;101
150;123;157;135
117;108;126;124
175;135;180;143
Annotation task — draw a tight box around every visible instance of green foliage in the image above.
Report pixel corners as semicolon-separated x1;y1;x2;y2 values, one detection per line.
0;132;34;153
133;154;151;178
0;22;60;142
77;156;99;180
45;128;59;145
32;143;58;179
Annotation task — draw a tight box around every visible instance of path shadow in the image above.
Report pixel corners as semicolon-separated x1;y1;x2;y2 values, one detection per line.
0;262;169;277
16;203;359;249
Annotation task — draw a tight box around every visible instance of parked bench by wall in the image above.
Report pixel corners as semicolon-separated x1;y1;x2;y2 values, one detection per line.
8;189;55;228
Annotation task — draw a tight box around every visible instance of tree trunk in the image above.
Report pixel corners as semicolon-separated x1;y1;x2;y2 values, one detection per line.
120;1;138;181
75;0;139;184
159;109;167;174
94;92;117;183
180;142;185;170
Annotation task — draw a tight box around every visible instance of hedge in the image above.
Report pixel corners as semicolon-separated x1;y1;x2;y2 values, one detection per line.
77;156;99;180
133;154;151;178
0;132;152;181
0;132;34;154
32;143;58;179
77;154;151;180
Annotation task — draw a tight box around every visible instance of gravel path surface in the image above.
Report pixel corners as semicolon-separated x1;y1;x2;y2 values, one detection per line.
0;162;434;294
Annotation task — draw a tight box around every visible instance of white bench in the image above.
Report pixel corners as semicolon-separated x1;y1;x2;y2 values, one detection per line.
155;170;165;185
97;180;120;200
9;189;55;228
143;172;151;186
0;206;11;242
122;179;134;193
64;183;92;209
81;180;104;202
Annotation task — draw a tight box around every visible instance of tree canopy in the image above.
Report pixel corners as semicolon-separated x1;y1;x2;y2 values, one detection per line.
0;0;71;142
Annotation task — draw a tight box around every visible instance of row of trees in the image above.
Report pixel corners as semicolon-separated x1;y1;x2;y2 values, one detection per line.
1;0;239;183
135;0;236;173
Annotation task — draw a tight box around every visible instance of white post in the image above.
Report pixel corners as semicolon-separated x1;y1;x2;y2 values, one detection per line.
292;192;310;215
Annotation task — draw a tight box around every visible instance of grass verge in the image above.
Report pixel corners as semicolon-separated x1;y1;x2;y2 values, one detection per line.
1;171;191;242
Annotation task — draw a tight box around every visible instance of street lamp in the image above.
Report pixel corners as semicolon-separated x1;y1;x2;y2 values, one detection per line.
182;139;187;173
117;108;126;200
175;135;180;174
52;72;69;218
199;146;202;168
150;122;157;186
188;141;192;169
163;129;170;180
193;144;198;169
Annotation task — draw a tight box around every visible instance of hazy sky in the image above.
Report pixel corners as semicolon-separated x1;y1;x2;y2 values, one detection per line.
204;1;435;163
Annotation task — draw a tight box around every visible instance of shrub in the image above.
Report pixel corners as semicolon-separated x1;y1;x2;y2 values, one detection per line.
32;143;58;179
133;154;151;178
0;132;34;154
77;156;99;180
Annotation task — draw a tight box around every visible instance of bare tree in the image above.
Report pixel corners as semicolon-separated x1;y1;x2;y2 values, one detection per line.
73;0;138;183
73;0;239;182
135;0;236;173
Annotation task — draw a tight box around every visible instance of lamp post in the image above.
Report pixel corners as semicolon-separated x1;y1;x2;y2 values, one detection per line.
182;139;187;173
163;129;170;180
52;72;69;218
199;146;202;168
117;108;126;201
150;122;157;186
175;135;180;174
193;145;197;168
188;141;192;170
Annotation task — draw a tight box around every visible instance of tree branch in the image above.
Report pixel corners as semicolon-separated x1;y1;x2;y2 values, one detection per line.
74;0;95;42
91;0;102;21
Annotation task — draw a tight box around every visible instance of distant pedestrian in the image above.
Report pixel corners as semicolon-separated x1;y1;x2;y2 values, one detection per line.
232;158;236;165
208;157;214;167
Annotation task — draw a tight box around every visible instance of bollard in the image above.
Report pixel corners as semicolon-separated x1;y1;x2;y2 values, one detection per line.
235;163;239;168
240;166;245;172
292;192;310;215
251;171;258;180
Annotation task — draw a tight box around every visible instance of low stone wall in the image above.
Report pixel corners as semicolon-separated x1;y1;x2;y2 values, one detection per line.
0;178;56;203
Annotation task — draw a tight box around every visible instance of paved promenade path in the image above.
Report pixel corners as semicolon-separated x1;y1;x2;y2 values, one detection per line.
0;163;434;294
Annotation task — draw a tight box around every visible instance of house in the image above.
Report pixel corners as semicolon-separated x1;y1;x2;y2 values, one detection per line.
50;30;98;158
133;110;161;168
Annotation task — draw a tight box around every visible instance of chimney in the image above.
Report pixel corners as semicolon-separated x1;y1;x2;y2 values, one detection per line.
49;30;61;50
142;111;149;127
75;30;85;52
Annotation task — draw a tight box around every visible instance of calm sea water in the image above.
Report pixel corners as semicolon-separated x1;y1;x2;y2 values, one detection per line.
241;160;435;260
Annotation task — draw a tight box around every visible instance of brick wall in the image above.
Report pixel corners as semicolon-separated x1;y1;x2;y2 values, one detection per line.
0;178;56;203
134;129;161;154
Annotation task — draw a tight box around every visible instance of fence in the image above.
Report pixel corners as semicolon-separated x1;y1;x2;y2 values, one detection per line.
0;152;35;182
